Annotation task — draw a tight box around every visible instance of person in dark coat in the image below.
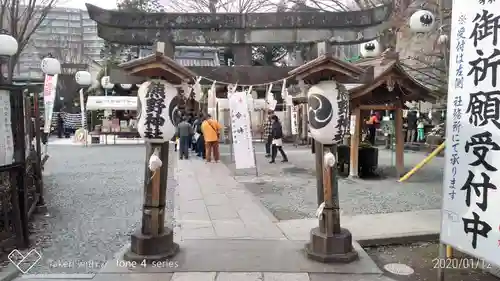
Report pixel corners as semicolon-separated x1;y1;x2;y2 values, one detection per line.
269;115;288;164
57;113;64;138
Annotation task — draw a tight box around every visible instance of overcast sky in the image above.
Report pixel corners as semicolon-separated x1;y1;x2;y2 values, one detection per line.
58;0;117;10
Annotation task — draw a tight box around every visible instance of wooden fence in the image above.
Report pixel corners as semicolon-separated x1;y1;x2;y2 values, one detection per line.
0;85;45;251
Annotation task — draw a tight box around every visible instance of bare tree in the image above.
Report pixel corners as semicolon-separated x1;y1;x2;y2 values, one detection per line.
0;0;58;83
164;0;275;13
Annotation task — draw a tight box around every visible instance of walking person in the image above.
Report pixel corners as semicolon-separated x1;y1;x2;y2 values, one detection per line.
269;115;288;164
263;111;273;158
192;113;203;154
201;114;222;163
177;115;193;160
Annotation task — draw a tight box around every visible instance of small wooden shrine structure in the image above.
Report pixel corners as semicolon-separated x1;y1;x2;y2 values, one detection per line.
348;51;438;177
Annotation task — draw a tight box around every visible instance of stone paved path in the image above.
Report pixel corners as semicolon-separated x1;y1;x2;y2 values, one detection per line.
175;158;284;240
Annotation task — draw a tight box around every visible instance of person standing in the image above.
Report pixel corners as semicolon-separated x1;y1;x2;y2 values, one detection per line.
406;110;418;143
57;113;64;138
176;115;193;160
269;115;288;164
201;114;222;162
263;112;273;158
417;118;425;142
365;113;378;145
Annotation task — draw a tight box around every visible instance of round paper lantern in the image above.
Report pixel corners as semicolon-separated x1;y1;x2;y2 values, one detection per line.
137;79;178;143
100;76;114;89
0;34;18;56
120;84;132;89
41;57;61;75
409;10;436;33
360;40;381;58
307;80;349;145
75;71;92;86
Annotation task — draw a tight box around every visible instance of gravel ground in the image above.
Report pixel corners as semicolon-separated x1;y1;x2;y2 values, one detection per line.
365;242;498;281
2;144;177;275
222;143;444;220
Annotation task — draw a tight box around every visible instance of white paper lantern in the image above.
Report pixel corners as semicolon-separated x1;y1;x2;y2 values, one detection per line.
41;57;61;75
360;40;381;58
101;76;114;89
137;79;178;143
307;80;349;145
409;10;436;33
120;84;132;89
0;34;18;56
75;71;92;86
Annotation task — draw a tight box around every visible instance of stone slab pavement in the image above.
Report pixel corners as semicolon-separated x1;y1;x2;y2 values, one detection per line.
277;209;441;246
173;158;285;240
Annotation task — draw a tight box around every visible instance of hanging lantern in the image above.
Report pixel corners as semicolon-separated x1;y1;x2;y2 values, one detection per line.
137;80;178;143
409;10;436;33
120;84;132;89
41;57;61;75
360;40;381;58
307;80;349;144
75;71;92;86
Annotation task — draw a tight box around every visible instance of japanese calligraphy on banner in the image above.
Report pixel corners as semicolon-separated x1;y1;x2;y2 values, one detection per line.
229;91;255;170
441;0;500;268
0;89;14;166
43;74;58;133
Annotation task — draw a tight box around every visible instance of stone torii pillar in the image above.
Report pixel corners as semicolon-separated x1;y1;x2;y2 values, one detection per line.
288;54;367;263
118;42;196;262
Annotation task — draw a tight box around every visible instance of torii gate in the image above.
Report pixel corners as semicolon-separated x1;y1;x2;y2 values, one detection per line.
85;3;391;85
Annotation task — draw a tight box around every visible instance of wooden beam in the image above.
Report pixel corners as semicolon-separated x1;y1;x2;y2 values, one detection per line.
394;102;405;177
358;104;396;110
349;106;361;178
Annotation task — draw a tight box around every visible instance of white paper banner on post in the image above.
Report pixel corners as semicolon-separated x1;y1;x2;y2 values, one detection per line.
307;80;349;144
266;83;276;110
43;74;58;133
137;80;178;143
229;91;256;170
291;106;299;135
192;77;203;101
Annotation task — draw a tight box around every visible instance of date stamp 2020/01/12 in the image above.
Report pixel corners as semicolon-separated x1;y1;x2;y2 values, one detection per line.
432;258;492;269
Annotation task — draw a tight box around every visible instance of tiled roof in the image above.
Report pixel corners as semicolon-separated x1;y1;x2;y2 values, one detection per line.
175;57;220;67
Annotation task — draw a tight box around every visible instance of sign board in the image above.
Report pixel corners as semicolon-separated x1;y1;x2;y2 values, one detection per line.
440;0;500;268
86;96;137;111
291;106;298;135
229;91;256;169
0;89;14;166
349;115;356;135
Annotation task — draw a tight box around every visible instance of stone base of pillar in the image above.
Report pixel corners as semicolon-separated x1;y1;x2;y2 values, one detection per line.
304;227;358;263
123;228;179;263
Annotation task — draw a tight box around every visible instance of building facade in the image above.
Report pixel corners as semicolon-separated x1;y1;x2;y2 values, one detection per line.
14;7;104;79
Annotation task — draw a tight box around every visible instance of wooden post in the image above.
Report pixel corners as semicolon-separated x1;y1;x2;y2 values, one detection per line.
125;142;179;262
314;140;324;205
395;104;405;177
349;106;361;178
33;92;47;213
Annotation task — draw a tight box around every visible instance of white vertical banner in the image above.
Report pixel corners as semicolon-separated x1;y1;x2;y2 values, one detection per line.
229;91;255;170
43;74;58;133
291;105;298;135
79;89;86;129
208;81;217;118
440;0;500;268
0;89;14;166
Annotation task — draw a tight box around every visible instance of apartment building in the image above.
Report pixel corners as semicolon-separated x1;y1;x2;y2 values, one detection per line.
14;7;104;79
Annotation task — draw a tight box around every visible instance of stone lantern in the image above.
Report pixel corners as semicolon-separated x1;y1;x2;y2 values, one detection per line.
288;54;366;263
